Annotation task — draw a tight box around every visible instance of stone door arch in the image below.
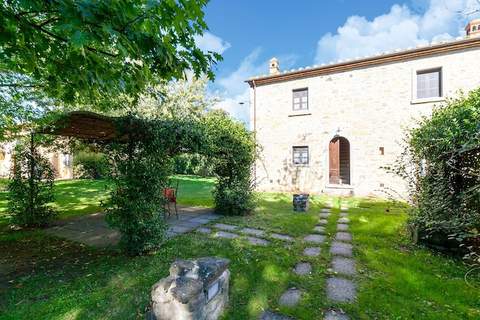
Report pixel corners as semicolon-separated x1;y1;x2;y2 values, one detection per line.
329;136;350;185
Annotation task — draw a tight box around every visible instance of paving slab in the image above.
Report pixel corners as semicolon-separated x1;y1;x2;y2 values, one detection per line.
247;237;270;246
332;257;356;276
319;212;330;218
241;227;265;237
279;288;302;307
337;223;349;231
338;217;350;224
318;219;328;225
196;227;212;234
214;223;238;231
321;208;331;213
313;225;326;234
189;217;212;224
335;232;352;242
326;277;356;303
339;212;349;217
303;247;321;257
215;231;239;239
330;242;353;257
270;233;294;242
324;310;350;320
293;262;312;275
260;311;295;320
304;234;326;244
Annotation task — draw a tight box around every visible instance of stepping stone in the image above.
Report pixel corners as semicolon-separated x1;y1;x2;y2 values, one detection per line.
247;236;269;246
279;288;302;307
241;227;265;237
332;257;356;276
337;223;349;231
189;217;212;224
321;208;331;213
260;311;294;320
304;234;326;244
318;219;328;225
335;232;352;242
339;212;348;217
338;217;350;224
326;277;356;302
270;233;294;242
196;227;212;234
214;223;238;231
324;310;350;320
293;262;312;275
215;231;239;239
303;247;321;257
313;225;326;234
330;242;353;257
319;212;330;218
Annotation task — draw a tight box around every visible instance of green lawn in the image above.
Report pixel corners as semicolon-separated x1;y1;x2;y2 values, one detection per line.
0;175;214;226
0;177;478;319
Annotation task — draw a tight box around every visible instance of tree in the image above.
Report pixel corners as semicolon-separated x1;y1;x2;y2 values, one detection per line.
0;0;220;108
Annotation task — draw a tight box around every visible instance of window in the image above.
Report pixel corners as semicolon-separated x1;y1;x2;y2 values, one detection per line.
63;154;72;167
416;68;442;99
293;146;309;165
292;88;308;111
379;147;384;155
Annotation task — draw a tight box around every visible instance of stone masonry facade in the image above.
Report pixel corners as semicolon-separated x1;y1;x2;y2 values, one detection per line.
248;38;480;198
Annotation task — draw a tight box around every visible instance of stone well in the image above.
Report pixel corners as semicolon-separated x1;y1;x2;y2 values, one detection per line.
150;257;230;320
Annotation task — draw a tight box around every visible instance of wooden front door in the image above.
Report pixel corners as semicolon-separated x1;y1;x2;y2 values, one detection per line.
329;138;340;184
329;137;351;185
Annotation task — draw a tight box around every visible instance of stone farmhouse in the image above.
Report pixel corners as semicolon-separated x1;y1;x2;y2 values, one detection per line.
247;19;480;198
0;141;73;179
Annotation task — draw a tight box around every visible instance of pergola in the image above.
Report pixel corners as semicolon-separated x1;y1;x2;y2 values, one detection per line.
40;111;126;142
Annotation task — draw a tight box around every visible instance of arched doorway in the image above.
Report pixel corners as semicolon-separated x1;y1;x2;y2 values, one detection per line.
329;136;350;185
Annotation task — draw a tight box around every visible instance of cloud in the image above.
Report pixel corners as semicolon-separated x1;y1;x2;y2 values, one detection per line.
194;32;231;54
213;49;298;126
315;0;480;64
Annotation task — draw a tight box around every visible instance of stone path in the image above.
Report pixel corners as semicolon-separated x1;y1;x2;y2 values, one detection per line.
44;206;220;248
325;202;356;319
200;223;296;248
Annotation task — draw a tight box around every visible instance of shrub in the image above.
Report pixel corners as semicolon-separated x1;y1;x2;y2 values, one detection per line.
173;153;214;177
7;137;56;227
73;151;110;179
395;88;480;255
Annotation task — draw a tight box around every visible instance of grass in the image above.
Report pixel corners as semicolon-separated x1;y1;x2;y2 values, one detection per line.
0;178;479;319
0;175;214;226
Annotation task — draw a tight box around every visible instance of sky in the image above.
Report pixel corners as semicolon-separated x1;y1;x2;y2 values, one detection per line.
194;0;480;124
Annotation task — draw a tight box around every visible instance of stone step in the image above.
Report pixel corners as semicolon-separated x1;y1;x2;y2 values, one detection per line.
278;288;302;307
331;257;356;276
303;247;321;257
326;277;356;303
304;234;326;244
335;232;352;242
293;262;312;275
330;242;353;257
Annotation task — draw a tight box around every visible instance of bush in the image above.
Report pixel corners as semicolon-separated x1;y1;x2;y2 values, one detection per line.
73;151;110;179
395;88;480;255
7;138;56;227
173;153;214;177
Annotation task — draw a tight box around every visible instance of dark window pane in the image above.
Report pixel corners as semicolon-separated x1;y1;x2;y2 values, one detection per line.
292;88;308;110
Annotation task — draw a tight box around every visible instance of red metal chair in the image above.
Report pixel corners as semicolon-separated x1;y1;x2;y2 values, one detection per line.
163;181;179;219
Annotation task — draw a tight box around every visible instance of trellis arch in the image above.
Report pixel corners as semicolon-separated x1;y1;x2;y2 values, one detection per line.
43;111;256;254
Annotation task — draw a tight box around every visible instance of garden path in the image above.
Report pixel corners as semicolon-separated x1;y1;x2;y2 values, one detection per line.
44;205;220;248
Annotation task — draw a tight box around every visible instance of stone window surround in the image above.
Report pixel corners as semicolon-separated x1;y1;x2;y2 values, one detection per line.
411;65;446;104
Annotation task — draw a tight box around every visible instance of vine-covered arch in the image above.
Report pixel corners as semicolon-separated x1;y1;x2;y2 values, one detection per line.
43;111;256;254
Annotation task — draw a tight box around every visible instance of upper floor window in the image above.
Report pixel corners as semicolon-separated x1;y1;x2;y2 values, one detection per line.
416;68;442;99
293;146;309;165
292;88;308;111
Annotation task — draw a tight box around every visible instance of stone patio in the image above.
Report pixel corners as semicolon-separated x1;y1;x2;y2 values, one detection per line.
44;205;220;248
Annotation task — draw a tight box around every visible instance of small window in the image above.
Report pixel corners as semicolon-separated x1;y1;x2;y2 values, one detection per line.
416;68;442;99
293;146;309;165
63;154;72;167
473;25;478;31
379;147;384;155
292;88;308;111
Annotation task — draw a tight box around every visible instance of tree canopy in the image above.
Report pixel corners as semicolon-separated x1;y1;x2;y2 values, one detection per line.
0;0;220;107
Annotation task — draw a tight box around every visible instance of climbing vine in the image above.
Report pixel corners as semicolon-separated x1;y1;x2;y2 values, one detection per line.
100;111;256;255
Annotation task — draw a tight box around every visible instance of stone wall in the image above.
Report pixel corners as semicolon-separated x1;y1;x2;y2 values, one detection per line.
251;47;480;198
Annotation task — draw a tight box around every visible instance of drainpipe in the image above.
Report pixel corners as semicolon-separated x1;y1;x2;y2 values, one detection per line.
252;80;257;187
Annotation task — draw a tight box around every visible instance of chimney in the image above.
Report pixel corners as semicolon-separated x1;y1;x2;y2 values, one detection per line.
269;57;280;75
465;19;480;39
